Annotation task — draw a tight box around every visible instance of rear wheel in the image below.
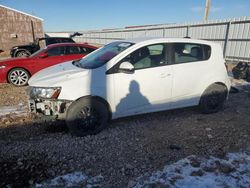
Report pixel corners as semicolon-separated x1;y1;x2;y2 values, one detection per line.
66;98;109;137
199;84;228;114
8;68;30;86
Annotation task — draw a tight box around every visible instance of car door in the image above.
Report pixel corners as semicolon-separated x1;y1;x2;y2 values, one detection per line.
110;43;173;118
170;42;212;108
31;46;66;73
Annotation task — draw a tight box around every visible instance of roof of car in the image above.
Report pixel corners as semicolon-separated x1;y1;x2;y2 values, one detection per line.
123;37;216;45
46;43;98;49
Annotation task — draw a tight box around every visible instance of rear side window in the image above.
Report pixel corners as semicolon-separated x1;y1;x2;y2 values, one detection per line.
46;46;65;56
84;47;96;53
173;43;211;64
203;45;211;60
66;46;82;54
65;46;96;55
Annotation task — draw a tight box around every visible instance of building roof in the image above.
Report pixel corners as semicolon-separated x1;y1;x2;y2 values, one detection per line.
0;4;43;21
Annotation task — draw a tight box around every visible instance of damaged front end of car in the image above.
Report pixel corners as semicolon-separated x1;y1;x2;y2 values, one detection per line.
27;86;72;119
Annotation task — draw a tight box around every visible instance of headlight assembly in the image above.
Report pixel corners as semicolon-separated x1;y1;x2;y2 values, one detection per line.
30;87;61;99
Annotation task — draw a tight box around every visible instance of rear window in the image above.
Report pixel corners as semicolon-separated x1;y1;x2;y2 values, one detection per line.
173;43;211;64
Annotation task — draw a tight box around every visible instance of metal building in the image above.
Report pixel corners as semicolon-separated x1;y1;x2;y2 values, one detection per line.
0;5;44;54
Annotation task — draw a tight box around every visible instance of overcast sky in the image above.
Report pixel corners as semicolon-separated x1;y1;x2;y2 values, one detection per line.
0;0;249;32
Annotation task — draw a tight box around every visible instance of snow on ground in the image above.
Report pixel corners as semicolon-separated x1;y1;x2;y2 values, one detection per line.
0;103;28;117
133;151;250;188
35;151;250;188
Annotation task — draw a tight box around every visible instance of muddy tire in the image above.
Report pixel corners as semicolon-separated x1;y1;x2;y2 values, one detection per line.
66;98;109;137
199;84;228;114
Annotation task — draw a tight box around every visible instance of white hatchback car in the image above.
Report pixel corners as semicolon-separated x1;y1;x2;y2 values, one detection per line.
28;38;231;136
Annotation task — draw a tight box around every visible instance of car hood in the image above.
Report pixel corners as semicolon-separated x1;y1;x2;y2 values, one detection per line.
0;57;28;64
28;61;90;87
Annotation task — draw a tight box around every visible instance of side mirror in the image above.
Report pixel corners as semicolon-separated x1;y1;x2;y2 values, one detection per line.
119;61;135;74
38;52;48;58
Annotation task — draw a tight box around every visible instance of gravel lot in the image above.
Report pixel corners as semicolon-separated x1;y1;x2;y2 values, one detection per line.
0;82;250;187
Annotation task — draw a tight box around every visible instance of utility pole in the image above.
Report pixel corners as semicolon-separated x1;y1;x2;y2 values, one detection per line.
204;0;211;21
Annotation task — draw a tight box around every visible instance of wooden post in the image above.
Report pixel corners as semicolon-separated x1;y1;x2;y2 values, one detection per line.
31;20;35;42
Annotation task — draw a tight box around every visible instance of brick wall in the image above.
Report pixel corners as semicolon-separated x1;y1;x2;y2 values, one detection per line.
0;6;44;52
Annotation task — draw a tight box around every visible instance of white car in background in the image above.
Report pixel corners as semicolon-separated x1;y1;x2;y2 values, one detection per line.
28;38;231;136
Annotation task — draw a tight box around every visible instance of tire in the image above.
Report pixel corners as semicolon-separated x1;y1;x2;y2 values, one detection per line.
199;84;228;114
66;98;109;137
15;50;31;57
8;68;30;86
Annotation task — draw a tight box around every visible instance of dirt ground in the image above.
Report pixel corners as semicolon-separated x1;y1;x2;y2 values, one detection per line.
0;84;28;106
0;81;250;187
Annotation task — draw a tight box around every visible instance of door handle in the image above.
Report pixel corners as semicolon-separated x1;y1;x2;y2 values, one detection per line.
160;73;171;78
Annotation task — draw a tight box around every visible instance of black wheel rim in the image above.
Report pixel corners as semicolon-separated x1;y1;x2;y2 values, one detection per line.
76;106;101;131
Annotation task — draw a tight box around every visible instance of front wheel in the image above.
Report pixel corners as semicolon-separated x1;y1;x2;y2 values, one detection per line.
66;98;109;137
15;50;31;57
199;84;228;114
8;68;30;86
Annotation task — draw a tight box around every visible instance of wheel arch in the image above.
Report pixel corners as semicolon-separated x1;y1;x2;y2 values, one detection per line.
213;82;228;91
199;82;228;113
200;82;229;103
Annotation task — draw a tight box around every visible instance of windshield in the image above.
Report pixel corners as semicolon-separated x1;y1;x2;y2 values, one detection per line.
30;48;45;57
79;41;134;69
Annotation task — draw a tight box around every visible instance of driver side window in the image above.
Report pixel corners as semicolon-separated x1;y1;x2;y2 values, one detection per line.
122;43;166;70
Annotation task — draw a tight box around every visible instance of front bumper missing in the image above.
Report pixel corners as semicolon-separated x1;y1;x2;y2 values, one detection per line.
29;98;72;119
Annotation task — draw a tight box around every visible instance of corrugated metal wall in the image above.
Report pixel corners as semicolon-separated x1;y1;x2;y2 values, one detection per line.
74;17;250;61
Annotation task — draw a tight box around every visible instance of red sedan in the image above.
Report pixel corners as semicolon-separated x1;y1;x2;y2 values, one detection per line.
0;43;97;86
